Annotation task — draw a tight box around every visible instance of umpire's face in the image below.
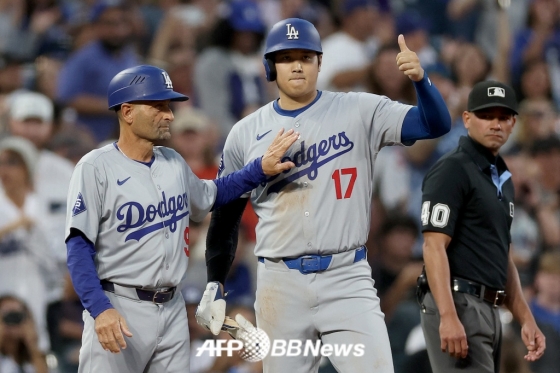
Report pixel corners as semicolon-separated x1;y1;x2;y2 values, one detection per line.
120;100;174;141
274;49;321;101
463;107;516;155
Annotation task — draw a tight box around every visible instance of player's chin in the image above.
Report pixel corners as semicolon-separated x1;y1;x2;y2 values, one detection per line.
158;130;171;141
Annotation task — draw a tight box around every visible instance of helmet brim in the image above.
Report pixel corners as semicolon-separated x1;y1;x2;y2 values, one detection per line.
109;90;189;110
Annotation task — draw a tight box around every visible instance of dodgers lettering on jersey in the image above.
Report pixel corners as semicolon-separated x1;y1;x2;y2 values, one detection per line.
116;191;189;242
65;144;217;288
221;91;412;258
265;132;354;194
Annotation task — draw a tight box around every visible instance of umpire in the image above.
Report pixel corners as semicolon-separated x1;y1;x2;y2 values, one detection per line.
418;80;546;372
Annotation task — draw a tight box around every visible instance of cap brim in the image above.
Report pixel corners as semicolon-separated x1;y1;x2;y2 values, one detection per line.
470;103;518;115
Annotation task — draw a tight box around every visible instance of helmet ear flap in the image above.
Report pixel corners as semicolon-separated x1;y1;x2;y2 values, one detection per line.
263;57;276;82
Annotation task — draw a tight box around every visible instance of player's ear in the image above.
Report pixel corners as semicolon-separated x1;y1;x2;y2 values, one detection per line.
318;54;322;72
119;103;134;125
462;111;471;130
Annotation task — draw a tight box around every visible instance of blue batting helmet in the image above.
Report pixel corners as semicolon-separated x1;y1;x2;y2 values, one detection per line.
263;18;322;81
107;65;188;110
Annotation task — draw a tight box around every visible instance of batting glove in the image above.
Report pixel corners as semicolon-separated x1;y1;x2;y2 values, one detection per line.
195;281;226;335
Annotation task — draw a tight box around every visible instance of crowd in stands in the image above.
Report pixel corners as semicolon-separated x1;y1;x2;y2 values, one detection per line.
0;0;559;372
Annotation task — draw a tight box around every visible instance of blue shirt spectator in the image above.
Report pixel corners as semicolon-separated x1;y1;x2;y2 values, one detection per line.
56;3;138;142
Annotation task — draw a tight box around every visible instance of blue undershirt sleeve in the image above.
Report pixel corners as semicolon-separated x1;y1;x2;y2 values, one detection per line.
66;229;113;318
401;74;451;145
212;157;266;209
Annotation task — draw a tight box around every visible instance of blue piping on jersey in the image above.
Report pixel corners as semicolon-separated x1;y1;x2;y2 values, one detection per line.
273;91;323;117
113;142;155;167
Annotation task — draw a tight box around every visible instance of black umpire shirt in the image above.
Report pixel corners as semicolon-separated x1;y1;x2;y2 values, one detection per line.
421;136;514;290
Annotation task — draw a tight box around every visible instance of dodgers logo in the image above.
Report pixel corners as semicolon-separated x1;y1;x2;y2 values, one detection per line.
266;132;354;194
116;191;189;242
162;71;173;89
286;24;299;40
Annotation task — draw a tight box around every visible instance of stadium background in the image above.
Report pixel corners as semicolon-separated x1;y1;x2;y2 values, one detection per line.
0;0;559;372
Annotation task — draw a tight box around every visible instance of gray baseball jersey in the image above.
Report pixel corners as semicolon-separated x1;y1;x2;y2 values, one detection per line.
65;143;217;288
219;91;411;258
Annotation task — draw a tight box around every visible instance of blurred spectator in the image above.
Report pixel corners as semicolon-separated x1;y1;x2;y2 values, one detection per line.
371;213;422;317
451;42;491;89
0;295;48;373
49;125;97;165
371;213;423;372
510;0;560;83
517;59;553;103
527;251;560;373
194;0;266;139
0;136;56;354
52;274;83;373
530;136;560;249
181;284;215;373
7;91;74;302
372;146;411;214
530;251;560;333
509;98;557;152
0;0;63;62
317;0;378;92
503;152;541;286
170;106;219;180
395;11;437;66
56;2;139;142
366;44;416;104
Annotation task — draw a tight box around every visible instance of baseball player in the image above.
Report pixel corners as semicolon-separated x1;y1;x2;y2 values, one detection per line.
64;65;298;373
196;18;451;372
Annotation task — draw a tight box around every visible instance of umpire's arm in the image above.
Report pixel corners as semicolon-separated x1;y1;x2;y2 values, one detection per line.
422;231;468;359
504;247;546;361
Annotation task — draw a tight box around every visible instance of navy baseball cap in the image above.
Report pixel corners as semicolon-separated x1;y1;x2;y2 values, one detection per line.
467;80;519;115
342;0;377;16
396;11;429;35
227;0;265;33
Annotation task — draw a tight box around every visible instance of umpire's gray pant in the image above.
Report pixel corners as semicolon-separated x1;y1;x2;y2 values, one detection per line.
420;291;502;373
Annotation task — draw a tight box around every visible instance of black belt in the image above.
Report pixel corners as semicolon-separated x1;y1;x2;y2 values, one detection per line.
451;278;506;307
101;280;176;304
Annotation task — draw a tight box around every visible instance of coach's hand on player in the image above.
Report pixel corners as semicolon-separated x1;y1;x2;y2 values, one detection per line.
261;128;299;176
396;34;424;82
439;313;468;359
95;308;133;353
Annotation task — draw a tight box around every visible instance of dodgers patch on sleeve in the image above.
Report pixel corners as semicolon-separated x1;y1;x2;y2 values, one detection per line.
72;192;87;216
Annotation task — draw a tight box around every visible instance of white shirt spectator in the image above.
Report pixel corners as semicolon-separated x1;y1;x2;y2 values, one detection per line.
0;191;55;353
317;31;376;92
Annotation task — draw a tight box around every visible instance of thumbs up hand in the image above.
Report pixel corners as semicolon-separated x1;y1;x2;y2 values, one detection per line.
396;34;425;82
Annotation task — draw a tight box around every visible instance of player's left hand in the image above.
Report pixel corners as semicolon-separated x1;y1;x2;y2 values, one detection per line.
521;320;546;361
396;34;424;82
261;128;299;176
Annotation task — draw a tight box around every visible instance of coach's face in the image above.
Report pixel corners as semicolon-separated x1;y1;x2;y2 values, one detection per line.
463;107;516;156
122;100;175;141
274;49;321;101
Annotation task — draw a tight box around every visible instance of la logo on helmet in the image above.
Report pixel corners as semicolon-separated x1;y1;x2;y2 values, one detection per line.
286;24;299;39
162;72;173;89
